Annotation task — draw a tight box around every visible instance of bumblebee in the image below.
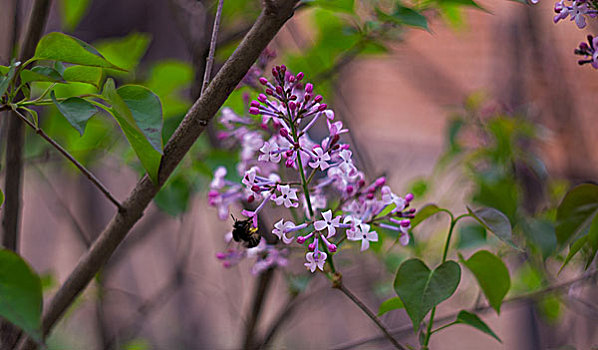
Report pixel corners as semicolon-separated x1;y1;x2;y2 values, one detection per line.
231;215;261;248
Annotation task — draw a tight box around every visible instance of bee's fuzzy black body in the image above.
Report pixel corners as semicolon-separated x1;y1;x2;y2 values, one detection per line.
231;216;261;248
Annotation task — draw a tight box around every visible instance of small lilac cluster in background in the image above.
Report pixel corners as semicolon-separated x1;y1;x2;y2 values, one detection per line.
209;65;415;274
531;0;598;68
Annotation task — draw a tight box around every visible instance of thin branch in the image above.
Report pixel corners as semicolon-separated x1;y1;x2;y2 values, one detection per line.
11;108;124;211
17;2;300;348
335;283;408;350
258;292;301;348
332;270;598;350
242;268;276;349
201;0;225;96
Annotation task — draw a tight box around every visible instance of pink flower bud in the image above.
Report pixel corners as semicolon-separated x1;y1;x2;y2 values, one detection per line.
289;101;297;110
259;77;268;85
249;107;260;115
317;104;327;111
216;252;226;260
289;75;296;83
332;134;340;145
358;179;366;188
297;236;306;244
223;261;231;268
285;159;294;168
297;72;304;80
280;128;289;137
346;185;354;194
251;185;261;192
305;83;314;93
400;219;411;228
366;193;375;200
290;94;297;100
375;177;386;187
247;195;255;203
258;93;267;103
276;86;283;95
314;95;323;103
328;244;337;253
280;65;287;73
265;88;274;95
250;100;260;107
308;242;316;251
405;193;414;202
272;67;278;76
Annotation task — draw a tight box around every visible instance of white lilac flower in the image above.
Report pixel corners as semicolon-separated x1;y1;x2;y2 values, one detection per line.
308;147;331;171
347;223;378;251
258;140;282;163
381;186;407;212
304;250;327;273
273;185;299;208
210;166;227;190
272;219;297;244
314;210;342;238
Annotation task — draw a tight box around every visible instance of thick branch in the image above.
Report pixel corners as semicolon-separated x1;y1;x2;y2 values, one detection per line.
25;0;299;345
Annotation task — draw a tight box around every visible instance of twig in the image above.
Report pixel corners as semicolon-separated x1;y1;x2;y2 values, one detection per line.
331;270;598;350
16;2;300;348
258;292;301;348
334;283;408;350
242;268;276;349
201;0;225;96
11;108;124;211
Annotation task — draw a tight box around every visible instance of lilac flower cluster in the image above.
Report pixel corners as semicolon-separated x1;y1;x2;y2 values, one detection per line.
532;0;598;68
209;65;415;274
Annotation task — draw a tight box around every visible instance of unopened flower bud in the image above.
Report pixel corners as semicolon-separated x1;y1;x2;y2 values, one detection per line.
250;100;260;107
272;67;278;76
280;65;287;73
216;252;226;260
358;179;366;188
247;195;255;203
289;75;296;83
259;77;268;85
346;185;354;194
258;93;267;103
375;177;386;187
308;242;316;251
314;95;323;103
318;104;327;111
305;83;314;93
405;193;414;203
366;193;375;200
328;244;337;253
249;107;260;115
265;88;274;95
297;72;304;80
290;94;297;100
280;128;289;137
289;101;297;110
400;219;411;228
276;86;283;95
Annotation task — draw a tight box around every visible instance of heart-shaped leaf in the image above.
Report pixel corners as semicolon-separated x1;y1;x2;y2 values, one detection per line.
51;91;98;136
556;184;598;246
394;258;461;330
467;206;518;249
0;250;43;342
460;250;510;313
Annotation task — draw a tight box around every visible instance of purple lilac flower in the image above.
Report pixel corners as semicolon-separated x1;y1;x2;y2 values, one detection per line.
575;35;598;68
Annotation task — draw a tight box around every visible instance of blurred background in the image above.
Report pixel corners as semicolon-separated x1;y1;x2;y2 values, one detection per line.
1;0;598;349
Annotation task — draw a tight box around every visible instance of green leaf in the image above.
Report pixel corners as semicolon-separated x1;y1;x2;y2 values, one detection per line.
154;176;192;216
0;249;43;341
584;213;598;269
378;297;404;316
394;258;461;330
467;206;518;249
102;79;162;183
411;204;444;228
117;85;163;153
556;184;598;246
50;91;98;136
521;219;556;260
454;310;501;342
559;236;587;273
62;66;103;88
376;4;429;30
0;188;4;207
20;66;65;83
460;250;510;313
0;61;20;98
34;32;124;70
435;0;485;10
60;0;92;31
